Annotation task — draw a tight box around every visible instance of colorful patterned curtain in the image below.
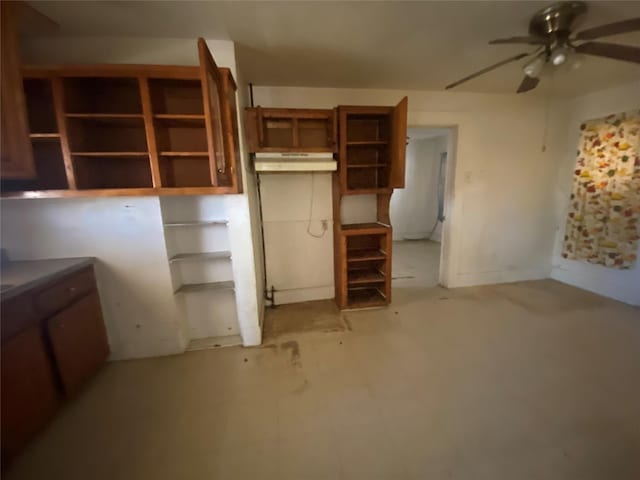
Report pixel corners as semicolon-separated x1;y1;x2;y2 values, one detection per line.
562;110;640;269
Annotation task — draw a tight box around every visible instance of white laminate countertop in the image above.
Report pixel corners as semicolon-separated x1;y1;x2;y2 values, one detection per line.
0;257;95;300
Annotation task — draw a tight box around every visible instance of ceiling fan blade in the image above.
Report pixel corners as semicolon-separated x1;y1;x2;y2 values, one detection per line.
575;42;640;64
489;36;549;45
575;18;640;41
516;75;540;94
445;53;529;90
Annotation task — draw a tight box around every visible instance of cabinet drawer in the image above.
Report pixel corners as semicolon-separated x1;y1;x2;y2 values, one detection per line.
35;268;95;317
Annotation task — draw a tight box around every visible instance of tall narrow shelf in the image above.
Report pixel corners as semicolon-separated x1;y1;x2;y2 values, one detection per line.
333;98;407;310
175;280;235;294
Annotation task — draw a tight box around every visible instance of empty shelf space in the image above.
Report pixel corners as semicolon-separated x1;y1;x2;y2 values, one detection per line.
63;77;142;114
347;141;388;146
347;287;387;308
346;164;387;169
348;269;385;285
169;251;231;262
347;249;387;262
175;280;234;294
163;220;228;227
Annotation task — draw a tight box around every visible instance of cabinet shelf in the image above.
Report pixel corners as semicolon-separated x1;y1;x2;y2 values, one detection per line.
30;133;60;140
347;249;387;262
71;152;149;157
347;287;386;308
163;220;228;227
346;164;387;169
175;280;234;294
168;251;231;263
154;114;205;127
347;141;388;147
348;269;385;285
159;151;208;157
341;222;390;232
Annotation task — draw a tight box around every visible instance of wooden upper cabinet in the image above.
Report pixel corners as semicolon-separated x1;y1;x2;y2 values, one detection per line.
389;96;408;188
0;1;36;179
338;98;408;195
2;39;242;197
245;108;337;153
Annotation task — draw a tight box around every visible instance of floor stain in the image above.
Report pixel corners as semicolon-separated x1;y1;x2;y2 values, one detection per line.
292;379;310;394
281;340;302;367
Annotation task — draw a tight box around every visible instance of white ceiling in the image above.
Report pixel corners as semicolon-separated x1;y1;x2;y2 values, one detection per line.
28;1;640;96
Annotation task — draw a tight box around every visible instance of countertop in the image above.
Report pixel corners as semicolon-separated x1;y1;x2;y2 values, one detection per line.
1;257;96;301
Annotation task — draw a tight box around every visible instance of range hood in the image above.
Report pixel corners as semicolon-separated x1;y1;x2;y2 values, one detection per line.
254;152;336;172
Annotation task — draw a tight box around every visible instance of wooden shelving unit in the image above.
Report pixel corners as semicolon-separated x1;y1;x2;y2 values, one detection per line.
333;99;407;310
2;38;242;198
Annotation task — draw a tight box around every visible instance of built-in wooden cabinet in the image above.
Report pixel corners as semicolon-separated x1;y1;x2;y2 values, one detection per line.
333;98;408;310
1;38;242;197
1;264;108;467
245;108;337;152
339;98;407;194
0;1;36;180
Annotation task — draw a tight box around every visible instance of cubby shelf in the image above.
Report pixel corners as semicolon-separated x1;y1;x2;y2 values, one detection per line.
168;251;231;263
71;152;149;157
65;113;143;119
347;249;387;262
346;287;387;308
163;220;228;227
175;280;235;294
159;151;208;157
348;270;385;285
29;133;60;140
346;164;387;169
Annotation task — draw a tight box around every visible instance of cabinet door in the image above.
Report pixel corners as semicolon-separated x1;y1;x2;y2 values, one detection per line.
0;1;36;179
389;96;408;188
47;292;109;396
220;69;242;192
197;38;226;187
1;326;60;464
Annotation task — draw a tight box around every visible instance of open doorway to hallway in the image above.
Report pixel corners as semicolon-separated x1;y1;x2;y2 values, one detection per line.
390;127;451;287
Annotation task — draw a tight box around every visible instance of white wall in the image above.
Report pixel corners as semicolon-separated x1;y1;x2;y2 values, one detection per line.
0;37;263;359
0;197;184;359
253;86;564;289
550;81;640;306
390;134;448;242
260;173;334;304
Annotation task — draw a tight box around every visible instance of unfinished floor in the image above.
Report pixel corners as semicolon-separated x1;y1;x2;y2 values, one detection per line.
6;280;640;480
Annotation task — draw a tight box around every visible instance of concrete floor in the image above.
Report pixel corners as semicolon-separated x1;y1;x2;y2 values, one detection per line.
6;280;640;480
393;239;441;287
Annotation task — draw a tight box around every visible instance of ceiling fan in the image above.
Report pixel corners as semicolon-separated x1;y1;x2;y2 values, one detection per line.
445;1;640;93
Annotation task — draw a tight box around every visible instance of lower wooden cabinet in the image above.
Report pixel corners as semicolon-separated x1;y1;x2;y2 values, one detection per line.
1;326;60;465
47;292;110;396
0;265;109;467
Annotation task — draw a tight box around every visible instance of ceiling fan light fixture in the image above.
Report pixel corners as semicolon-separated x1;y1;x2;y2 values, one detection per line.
523;56;544;77
551;46;571;66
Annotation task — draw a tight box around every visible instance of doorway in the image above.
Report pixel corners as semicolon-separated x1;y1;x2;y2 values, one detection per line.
390;127;452;287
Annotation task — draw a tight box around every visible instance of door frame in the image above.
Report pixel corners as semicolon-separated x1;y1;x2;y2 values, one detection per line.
404;123;459;288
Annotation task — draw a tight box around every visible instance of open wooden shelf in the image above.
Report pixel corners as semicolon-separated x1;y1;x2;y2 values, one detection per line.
169;251;231;263
65;113;143;120
175;280;234;294
346;287;387;308
154;114;205;126
159;151;208;157
71;152;149;157
342;222;390;231
348;269;385;285
347;249;387;262
163;220;228;227
347;164;387;169
347;141;388;146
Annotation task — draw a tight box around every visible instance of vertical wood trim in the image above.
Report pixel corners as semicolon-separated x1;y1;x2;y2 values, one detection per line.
292;117;299;148
339;233;348;308
138;77;162;188
50;77;77;189
331;108;338;153
385;228;393;304
220;71;242;193
332;173;343;307
376;192;392;225
256;106;264;147
338;107;348;193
